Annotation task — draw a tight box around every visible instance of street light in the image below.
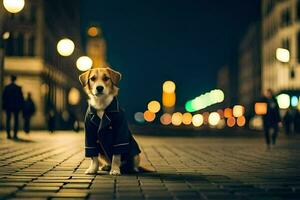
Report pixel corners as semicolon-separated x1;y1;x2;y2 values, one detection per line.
56;38;75;56
3;0;25;13
275;47;295;79
276;48;290;63
76;56;93;71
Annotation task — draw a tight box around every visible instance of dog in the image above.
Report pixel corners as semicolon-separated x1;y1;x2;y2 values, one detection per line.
79;67;141;175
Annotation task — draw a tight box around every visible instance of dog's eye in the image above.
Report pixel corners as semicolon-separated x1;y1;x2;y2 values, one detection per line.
90;76;96;81
103;76;110;81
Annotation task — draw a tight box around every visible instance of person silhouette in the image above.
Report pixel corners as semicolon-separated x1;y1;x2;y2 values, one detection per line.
262;89;281;149
22;92;36;134
2;75;24;139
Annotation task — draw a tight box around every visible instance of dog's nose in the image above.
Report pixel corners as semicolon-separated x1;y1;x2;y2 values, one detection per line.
96;86;104;93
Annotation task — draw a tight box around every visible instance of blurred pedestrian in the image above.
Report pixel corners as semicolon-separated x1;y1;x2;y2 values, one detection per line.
262;89;281;149
22;92;36;134
48;108;56;133
283;108;297;135
2;75;24;139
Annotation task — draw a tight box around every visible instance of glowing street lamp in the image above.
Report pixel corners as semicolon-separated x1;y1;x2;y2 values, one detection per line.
3;0;25;13
276;48;290;63
57;38;75;56
76;56;93;71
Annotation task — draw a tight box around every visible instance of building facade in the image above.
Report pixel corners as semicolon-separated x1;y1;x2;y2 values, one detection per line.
262;0;300;93
0;0;84;129
238;23;262;114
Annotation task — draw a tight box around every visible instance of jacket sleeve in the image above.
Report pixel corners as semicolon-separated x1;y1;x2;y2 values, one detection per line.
112;110;130;155
85;116;100;157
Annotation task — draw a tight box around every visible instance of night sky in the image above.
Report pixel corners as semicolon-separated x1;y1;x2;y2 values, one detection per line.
81;0;260;119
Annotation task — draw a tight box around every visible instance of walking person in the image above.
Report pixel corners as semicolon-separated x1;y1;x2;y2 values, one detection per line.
262;89;281;149
2;75;24;139
22;92;36;134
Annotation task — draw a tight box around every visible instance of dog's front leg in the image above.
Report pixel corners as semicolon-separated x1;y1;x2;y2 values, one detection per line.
110;154;121;175
85;156;99;174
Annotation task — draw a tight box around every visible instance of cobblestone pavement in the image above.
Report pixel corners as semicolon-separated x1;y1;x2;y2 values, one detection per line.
0;131;300;200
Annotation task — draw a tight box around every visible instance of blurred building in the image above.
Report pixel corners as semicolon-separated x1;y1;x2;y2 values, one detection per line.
217;65;233;106
86;26;107;68
238;23;262;114
0;0;84;129
262;0;300;93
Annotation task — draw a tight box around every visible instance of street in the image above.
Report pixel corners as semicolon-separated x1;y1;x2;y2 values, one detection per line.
0;131;300;200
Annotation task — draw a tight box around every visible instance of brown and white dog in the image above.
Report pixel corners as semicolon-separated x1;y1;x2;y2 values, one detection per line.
79;67;141;175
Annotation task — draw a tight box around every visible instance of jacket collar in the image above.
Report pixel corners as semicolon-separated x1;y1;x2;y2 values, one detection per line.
88;97;120;131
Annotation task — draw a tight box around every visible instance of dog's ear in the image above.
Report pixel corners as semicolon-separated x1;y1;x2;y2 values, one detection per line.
107;68;122;86
79;70;91;87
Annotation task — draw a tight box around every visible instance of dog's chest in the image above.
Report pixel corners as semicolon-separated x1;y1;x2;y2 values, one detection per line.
97;110;104;119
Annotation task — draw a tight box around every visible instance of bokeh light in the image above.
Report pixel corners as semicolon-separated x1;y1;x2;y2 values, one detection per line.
163;81;176;93
192;114;203;127
172;112;183;126
277;93;290;109
134;112;145;123
68;87;80;105
217;119;226;129
254;102;267;115
227;117;236;127
217;109;224;118
233;105;245;117
224;108;232;118
185;89;224;112
182;112;192;125
162;92;176;107
291;96;298;107
147;101;161;113
276;48;290;63
76;56;93;71
3;0;25;13
57;38;75;56
144;110;156;122
237;116;246;127
208;112;220;126
87;26;99;37
160;113;172;125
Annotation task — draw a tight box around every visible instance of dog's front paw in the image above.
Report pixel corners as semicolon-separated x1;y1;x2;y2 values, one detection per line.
85;164;99;174
109;169;121;176
85;166;98;174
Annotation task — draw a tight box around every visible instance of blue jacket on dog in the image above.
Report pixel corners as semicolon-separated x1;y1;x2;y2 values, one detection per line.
84;97;141;161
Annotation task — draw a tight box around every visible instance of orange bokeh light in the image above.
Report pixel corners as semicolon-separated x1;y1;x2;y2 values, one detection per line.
227;117;236;127
237;116;246;127
144;110;156;122
224;108;233;118
182;112;192;125
254;102;267;115
162;92;176;107
160;113;172;125
87;26;99;37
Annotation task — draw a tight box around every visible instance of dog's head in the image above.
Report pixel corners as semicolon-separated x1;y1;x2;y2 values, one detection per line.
79;67;122;97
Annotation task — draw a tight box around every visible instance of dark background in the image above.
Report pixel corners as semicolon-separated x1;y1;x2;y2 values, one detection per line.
81;0;260;119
